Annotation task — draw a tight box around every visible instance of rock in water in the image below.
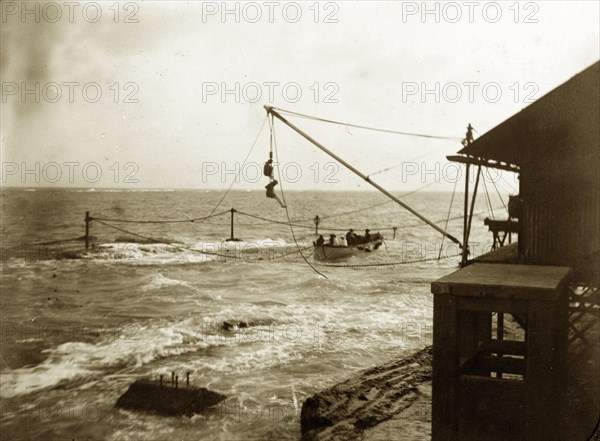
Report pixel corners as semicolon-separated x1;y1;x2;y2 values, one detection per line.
115;380;227;417
300;345;433;441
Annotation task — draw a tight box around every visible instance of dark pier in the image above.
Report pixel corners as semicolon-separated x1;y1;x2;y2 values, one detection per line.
432;61;599;441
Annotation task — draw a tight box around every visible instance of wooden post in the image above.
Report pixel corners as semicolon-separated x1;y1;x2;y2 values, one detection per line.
85;211;90;250
171;371;175;387
314;215;320;235
226;208;239;242
186;372;190;388
464;165;481;252
461;163;470;266
392;227;397;239
432;293;458;440
175;375;178;390
497;312;504;379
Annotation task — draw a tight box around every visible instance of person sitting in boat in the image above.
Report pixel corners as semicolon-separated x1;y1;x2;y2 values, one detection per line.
329;234;336;245
316;234;325;246
364;229;372;242
346;229;355;246
265;180;286;208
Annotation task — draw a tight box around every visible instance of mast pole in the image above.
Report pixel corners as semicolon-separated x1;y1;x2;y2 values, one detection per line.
462;163;470;266
460;123;475;266
265;106;461;246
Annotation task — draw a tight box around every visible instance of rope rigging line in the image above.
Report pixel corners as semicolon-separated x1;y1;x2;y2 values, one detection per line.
235;210;315;229
272;119;328;279
272;107;462;141
486;168;508;213
438;177;459;260
367;144;454;178
235;210;400;232
481;173;495;220
91;209;231;224
92;219;245;260
314;253;461;268
298;176;447;224
93;217;315;262
498;173;518;194
204;114;269;219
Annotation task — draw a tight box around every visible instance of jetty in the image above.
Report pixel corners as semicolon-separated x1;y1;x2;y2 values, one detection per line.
301;61;599;441
433;61;599;441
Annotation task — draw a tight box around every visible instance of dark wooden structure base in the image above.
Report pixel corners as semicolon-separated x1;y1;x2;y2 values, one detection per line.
431;263;571;441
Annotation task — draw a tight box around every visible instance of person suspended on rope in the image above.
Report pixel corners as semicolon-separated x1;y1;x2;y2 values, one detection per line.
263;158;274;179
315;234;325;246
346;229;355;246
265;180;286;208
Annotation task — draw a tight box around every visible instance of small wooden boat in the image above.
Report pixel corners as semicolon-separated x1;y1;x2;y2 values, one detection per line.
314;232;384;261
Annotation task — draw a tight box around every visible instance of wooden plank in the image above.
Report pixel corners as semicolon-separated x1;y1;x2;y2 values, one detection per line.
477;355;525;375
458;375;526;441
484;218;519;233
432;263;571;300
526;300;563;440
457;296;528;315
432;293;458;441
480;339;527;356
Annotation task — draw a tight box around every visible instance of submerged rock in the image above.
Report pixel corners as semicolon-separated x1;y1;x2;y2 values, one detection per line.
300;345;433;441
115;379;226;417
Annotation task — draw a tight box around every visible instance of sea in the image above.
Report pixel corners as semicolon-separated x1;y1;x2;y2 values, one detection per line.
0;188;499;441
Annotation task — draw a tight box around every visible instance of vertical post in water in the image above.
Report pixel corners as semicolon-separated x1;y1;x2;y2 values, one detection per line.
314;215;320;235
85;211;90;250
226;208;240;242
186;372;190;388
230;208;235;241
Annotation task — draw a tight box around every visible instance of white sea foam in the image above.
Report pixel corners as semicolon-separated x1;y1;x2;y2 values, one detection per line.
0;320;230;398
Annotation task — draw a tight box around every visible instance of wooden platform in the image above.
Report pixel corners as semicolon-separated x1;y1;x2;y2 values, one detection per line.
432;262;571;300
431;263;572;441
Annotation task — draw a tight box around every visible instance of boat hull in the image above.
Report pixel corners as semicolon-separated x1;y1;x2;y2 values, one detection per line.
313;235;384;261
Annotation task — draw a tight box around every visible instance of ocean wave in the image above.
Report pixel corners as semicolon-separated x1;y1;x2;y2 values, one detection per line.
0;319;233;399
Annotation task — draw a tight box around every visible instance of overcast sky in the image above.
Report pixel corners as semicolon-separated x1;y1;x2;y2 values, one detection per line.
1;1;599;190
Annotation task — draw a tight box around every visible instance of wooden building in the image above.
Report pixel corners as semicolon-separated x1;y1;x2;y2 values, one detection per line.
431;61;599;441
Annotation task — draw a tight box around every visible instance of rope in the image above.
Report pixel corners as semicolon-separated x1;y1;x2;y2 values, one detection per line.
94;218;315;262
235;211;315;229
499;174;518;194
315;253;461;268
92;219;245;260
486;168;508;213
236;211;402;232
481;174;495;219
272;120;328;279
204;115;268;219
31;236;86;245
272;107;462;141
438;177;459;260
302;178;442;224
91;209;231;224
367;144;453;178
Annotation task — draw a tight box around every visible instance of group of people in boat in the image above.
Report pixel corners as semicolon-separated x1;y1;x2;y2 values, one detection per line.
315;229;373;247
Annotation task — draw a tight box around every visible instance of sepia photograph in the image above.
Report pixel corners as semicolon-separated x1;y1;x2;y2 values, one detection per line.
1;1;599;440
